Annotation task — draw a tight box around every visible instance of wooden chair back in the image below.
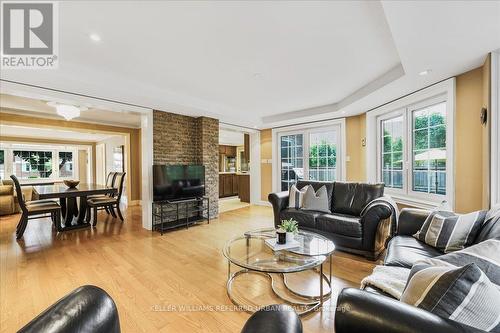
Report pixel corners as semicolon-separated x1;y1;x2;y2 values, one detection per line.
10;175;27;214
113;172;126;202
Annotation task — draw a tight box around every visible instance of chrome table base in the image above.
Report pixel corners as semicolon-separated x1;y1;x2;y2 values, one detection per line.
226;256;332;316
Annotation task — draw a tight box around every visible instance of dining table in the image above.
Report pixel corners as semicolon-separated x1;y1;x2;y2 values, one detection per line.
32;183;117;231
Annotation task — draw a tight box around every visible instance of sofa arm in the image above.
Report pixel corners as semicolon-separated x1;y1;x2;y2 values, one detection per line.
335;288;485;333
0;185;13;196
18;285;120;333
398;208;431;236
268;191;289;227
360;198;395;253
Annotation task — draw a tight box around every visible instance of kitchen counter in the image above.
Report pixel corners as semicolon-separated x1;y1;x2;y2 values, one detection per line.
219;172;249;175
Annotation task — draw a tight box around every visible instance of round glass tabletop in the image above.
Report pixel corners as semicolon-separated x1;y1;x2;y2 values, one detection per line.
223;228;335;273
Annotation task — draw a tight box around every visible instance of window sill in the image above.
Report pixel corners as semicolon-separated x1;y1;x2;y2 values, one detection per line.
389;194;445;210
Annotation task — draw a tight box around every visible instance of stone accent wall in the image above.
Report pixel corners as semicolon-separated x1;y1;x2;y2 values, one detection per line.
196;116;219;217
153;110;219;218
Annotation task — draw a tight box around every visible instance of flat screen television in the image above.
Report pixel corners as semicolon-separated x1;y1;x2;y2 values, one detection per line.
153;165;205;202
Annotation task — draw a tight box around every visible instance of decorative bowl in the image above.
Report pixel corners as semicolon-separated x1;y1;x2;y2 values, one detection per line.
64;180;80;188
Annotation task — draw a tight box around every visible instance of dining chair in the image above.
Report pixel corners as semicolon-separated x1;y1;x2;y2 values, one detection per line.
88;172;117;214
10;175;62;239
86;172;126;226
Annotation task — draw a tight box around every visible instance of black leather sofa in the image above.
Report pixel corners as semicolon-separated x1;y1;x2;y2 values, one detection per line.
268;180;395;260
335;207;500;333
19;286;303;333
18;285;120;333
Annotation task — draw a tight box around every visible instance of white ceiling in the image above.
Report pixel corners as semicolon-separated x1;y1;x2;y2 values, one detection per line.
0;94;142;128
1;1;499;128
0;124;120;142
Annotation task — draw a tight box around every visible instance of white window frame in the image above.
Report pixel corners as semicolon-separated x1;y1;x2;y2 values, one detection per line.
491;51;500;207
272;119;347;193
0;142;92;183
367;78;455;209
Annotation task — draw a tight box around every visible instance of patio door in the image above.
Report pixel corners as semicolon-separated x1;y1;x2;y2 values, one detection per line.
278;125;342;191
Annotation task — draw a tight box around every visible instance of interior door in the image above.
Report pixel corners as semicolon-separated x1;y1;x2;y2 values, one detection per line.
95;143;106;185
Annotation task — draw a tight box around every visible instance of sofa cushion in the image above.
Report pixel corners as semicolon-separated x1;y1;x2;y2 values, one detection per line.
279;208;322;229
296;180;334;210
401;263;500;332
414;210;487;253
475;204;500;243
302;185;331;213
332;182;384;216
316;213;362;238
385;236;442;268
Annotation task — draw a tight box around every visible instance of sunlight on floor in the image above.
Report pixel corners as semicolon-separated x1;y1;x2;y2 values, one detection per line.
219;196;250;213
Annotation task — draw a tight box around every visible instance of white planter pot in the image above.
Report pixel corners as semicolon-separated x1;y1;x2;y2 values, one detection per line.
286;232;295;243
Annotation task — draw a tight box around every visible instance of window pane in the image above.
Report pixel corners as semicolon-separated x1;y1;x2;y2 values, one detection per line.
309;131;337;181
0;150;4;180
380;116;403;189
412;102;447;195
59;152;74;178
280;134;304;190
429;126;446;148
13;150;53;179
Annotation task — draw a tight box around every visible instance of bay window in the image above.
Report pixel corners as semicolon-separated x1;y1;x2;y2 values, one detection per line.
367;78;455;208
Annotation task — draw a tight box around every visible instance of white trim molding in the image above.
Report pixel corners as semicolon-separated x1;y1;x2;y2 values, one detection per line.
491;51;500;206
366;78;456;209
271;118;347;192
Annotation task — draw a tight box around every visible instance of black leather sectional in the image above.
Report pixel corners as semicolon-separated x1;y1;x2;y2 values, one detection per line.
269;180;395;260
335;207;500;333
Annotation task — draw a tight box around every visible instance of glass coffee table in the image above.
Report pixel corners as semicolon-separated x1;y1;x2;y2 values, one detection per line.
223;228;335;315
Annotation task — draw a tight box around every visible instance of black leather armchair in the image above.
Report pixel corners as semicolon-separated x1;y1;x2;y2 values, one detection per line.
18;285;120;333
335;288;485;333
240;304;302;333
269;181;396;260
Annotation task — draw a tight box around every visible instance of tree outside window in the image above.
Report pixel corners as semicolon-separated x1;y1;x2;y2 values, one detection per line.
13;151;53;179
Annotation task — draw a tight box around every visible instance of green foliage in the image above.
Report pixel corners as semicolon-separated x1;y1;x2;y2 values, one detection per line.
309;140;336;168
279;218;299;234
0;150;3;164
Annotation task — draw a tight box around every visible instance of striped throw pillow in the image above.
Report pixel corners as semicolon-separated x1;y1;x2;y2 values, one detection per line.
414;210;487;253
417;239;500;286
401;263;500;332
288;185;309;209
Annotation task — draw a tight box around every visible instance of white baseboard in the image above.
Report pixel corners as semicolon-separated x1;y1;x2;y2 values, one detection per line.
255;200;272;207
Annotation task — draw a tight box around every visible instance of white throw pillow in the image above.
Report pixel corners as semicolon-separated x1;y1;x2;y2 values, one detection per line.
302;185;331;213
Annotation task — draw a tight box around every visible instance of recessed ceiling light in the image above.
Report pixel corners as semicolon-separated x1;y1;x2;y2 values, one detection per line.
89;33;101;42
253;73;262;78
419;69;432;76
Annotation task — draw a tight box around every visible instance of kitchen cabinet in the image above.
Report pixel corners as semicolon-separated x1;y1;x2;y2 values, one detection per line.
219;145;237;157
237;174;250;203
219;173;239;197
243;134;250;162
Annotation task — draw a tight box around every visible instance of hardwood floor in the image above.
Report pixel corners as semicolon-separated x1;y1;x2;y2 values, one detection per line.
0;205;376;332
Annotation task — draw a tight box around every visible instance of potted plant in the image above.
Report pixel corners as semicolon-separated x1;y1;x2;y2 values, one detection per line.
279;218;299;243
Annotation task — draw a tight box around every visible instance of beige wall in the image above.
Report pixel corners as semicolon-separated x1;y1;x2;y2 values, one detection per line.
0;111;142;201
258;59;492;213
482;55;491;208
260;129;273;201
455;66;489;213
346;114;367;181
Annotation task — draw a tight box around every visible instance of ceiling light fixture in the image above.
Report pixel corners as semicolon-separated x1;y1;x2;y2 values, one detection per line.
89;33;101;42
47;102;88;120
419;69;432;76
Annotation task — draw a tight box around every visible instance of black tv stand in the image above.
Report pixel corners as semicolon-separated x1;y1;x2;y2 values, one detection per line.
152;197;210;235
